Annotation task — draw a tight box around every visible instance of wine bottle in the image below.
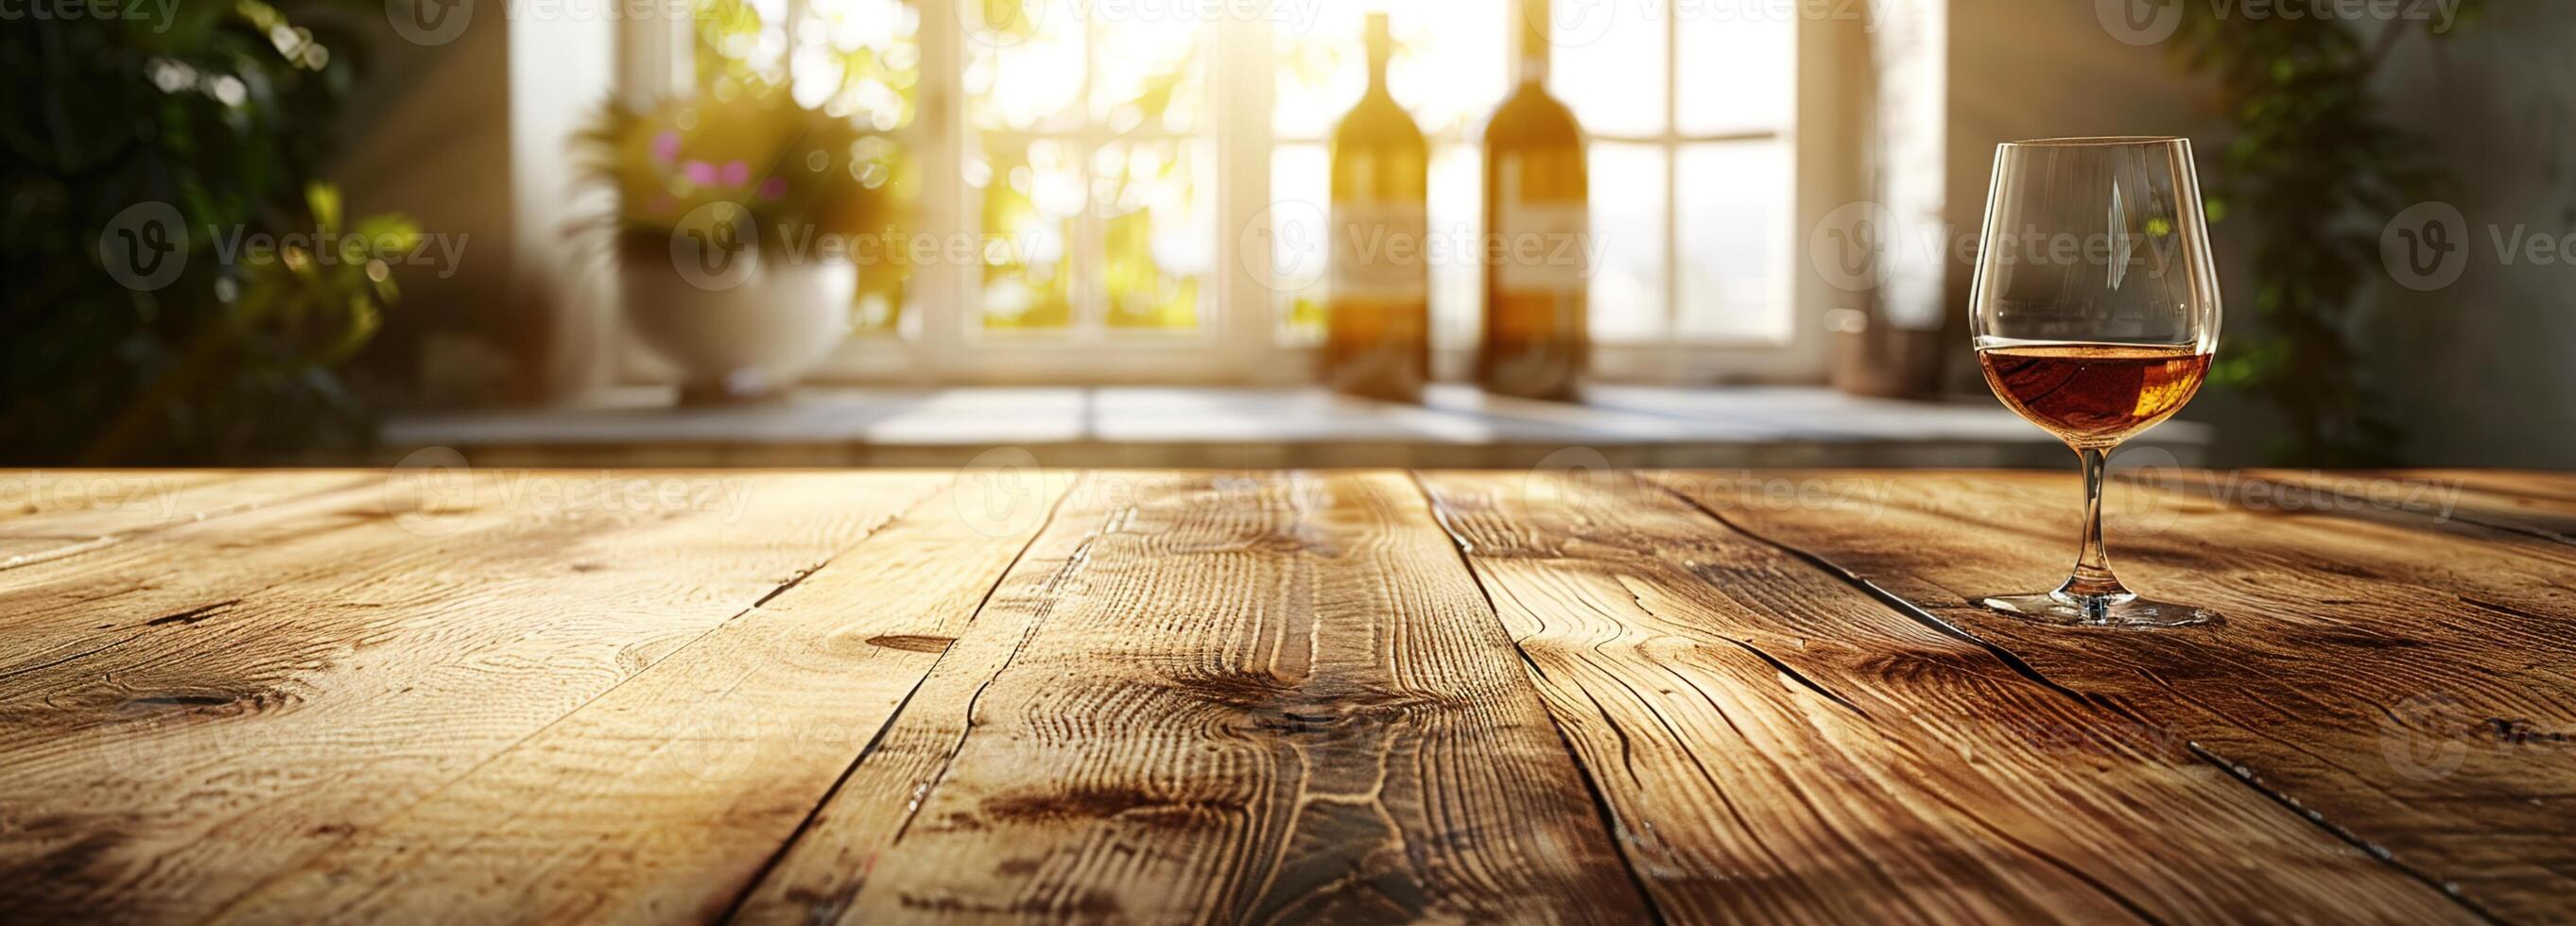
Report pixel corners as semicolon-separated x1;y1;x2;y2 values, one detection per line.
1323;12;1432;402
1478;0;1588;401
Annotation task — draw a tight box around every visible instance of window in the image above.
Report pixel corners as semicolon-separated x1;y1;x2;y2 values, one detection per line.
631;0;1825;386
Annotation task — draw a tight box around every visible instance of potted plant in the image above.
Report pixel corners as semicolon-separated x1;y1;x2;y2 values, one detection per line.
579;85;896;403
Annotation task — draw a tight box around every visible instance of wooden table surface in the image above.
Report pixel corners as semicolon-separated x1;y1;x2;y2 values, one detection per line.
1;468;2566;924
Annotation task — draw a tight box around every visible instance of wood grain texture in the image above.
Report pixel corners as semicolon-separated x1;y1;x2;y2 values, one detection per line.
1675;469;2576;922
0;471;947;923
737;471;1648;925
2;468;2567;926
199;472;1077;924
1420;470;2473;925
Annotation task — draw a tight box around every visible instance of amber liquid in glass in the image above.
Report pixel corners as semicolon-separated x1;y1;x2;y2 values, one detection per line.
1978;343;2212;447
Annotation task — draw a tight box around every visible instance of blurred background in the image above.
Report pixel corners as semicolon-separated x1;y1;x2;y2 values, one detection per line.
5;0;2567;470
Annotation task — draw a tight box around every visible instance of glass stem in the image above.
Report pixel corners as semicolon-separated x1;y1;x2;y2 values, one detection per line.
2059;445;2132;604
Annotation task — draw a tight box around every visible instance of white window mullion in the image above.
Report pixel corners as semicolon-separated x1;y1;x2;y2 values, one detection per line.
1660;0;1683;374
914;0;973;378
1214;14;1279;377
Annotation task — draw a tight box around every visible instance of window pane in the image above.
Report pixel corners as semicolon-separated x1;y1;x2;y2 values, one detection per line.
1274;1;1507;140
794;0;918;127
1098;140;1210;330
1677;1;1792;135
1548;0;1667;136
1589;143;1667;341
1427;144;1481;353
978;135;1081;332
965;0;1086;132
802;0;920;334
1092;9;1202;133
1392;1;1510;139
694;0;788;89
1271;143;1328;341
1677;140;1788;340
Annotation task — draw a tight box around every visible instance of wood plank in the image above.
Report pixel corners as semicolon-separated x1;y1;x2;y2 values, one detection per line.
0;471;947;923
1673;469;2576;922
0;471;380;572
735;471;1648;924
202;472;1079;923
2241;469;2576;550
1418;471;2473;924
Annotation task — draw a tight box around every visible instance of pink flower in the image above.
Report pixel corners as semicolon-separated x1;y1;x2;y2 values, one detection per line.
650;131;681;163
682;160;718;186
720;160;752;187
757;178;787;200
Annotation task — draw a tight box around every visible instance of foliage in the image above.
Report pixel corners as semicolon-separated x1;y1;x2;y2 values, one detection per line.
677;0;1204;334
0;0;413;463
2170;0;2482;464
576;85;900;249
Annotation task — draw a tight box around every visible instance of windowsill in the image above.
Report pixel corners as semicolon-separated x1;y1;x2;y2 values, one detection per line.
383;385;2211;468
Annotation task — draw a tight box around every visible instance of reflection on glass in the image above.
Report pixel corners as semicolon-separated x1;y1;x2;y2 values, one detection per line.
1677;141;1785;341
1588;143;1666;341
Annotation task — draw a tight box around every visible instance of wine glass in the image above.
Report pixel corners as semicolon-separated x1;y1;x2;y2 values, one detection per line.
1969;137;2222;627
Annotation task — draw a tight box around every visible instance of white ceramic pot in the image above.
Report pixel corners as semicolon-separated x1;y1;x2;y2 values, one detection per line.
622;246;854;403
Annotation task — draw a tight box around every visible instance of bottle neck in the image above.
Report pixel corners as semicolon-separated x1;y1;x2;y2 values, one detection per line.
1516;51;1547;86
1515;0;1550;85
1364;15;1392;94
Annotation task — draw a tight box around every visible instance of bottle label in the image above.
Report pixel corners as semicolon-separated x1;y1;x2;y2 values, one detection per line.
1493;158;1591;296
1331;199;1430;301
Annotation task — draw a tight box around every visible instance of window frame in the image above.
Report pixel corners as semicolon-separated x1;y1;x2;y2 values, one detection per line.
614;0;1848;388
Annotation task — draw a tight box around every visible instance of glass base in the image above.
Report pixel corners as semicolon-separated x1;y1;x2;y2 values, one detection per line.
1980;591;2222;628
